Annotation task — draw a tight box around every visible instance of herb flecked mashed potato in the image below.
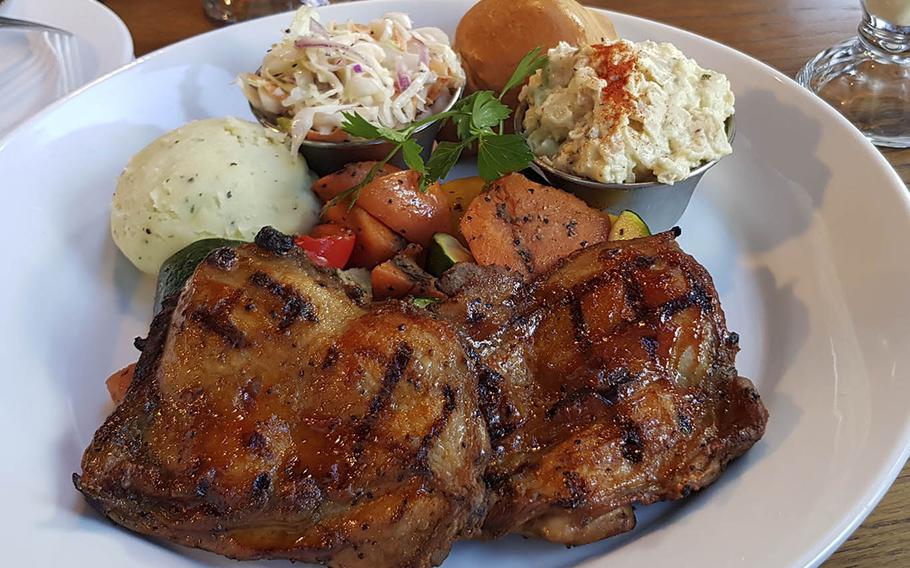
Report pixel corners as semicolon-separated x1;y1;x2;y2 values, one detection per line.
521;40;734;184
111;118;319;274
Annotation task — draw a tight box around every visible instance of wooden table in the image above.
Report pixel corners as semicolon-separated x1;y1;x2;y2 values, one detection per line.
102;0;910;565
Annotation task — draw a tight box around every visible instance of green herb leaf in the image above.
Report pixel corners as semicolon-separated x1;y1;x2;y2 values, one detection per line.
402;138;428;190
341;112;381;139
449;92;477;114
471;92;511;130
426;141;465;183
476;134;534;182
412;297;440;309
341;112;407;143
499;46;548;98
454;114;474;141
375;125;409;144
447;93;478;140
332;50;548;204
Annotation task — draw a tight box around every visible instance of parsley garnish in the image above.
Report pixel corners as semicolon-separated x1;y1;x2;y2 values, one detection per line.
327;47;548;210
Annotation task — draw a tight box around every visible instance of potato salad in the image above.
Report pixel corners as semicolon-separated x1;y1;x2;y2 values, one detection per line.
520;40;734;184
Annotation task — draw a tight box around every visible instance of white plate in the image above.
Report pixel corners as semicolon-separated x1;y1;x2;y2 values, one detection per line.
0;0;133;137
1;1;908;567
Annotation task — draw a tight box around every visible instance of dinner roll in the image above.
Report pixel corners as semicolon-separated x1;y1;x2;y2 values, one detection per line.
455;0;618;106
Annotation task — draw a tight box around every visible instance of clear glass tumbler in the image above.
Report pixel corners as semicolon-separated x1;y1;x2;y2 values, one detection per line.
797;0;910;148
203;0;329;24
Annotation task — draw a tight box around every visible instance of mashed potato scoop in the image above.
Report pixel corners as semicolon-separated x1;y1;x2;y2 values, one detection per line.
111;117;319;274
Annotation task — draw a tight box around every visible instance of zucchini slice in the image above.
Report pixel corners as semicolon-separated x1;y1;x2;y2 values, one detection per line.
608;210;651;241
154;238;243;313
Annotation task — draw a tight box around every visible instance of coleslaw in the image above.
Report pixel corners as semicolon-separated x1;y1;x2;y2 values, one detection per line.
239;7;465;153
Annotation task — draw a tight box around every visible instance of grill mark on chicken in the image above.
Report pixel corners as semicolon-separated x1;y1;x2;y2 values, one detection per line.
632;255;655;269
191;296;248;348
555;471;588;509
545;387;611;419
344;284;367;305
355;343;413;449
416;384;457;471
195;477;212;499
620;268;645;316
477;366;519;442
677;413;693;435
252;472;271;502
598;367;634;399
246;431;267;452
660;282;714;322
321;346;340;370
618;418;645;463
466;298;487;325
641;336;658;359
569;291;592;349
515;244;535;274
249;271;318;329
545;367;635;419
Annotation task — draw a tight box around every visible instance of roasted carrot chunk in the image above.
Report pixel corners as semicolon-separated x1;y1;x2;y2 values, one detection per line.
313;161;402;202
352;170;452;247
322;202;407;268
459;173;612;277
371;253;445;300
105;363;136;405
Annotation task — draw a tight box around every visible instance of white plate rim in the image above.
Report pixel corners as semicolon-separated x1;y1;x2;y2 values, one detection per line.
1;2;908;567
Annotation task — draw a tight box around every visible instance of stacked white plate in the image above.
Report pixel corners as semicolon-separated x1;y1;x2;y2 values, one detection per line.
0;0;133;137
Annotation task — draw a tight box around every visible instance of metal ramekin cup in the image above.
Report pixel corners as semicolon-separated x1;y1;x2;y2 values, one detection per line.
515;105;736;232
250;84;464;176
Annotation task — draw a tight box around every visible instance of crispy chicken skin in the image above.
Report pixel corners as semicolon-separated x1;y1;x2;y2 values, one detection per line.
75;228;490;568
75;227;767;565
438;230;768;544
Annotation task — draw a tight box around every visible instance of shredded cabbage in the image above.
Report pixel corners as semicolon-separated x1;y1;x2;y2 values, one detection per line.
239;7;465;153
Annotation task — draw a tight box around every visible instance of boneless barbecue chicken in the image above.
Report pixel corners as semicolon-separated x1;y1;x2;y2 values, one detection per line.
76;226;767;566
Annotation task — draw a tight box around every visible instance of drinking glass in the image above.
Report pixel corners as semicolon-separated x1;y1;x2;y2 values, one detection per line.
797;0;910;147
204;0;329;24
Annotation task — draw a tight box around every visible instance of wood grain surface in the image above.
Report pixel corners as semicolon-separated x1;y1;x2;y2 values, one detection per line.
100;0;910;565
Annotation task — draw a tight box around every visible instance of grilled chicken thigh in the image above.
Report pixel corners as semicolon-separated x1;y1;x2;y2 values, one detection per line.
439;230;768;544
76;226;766;565
75;228;489;567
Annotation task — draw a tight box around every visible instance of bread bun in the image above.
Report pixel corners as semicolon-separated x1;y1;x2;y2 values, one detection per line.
455;0;617;105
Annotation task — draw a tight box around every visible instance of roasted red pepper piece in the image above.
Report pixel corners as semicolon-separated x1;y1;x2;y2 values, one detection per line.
295;224;356;269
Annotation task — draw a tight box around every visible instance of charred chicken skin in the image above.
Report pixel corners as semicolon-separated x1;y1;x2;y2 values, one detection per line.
75;228;490;568
439;230;768;544
76;227;767;565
